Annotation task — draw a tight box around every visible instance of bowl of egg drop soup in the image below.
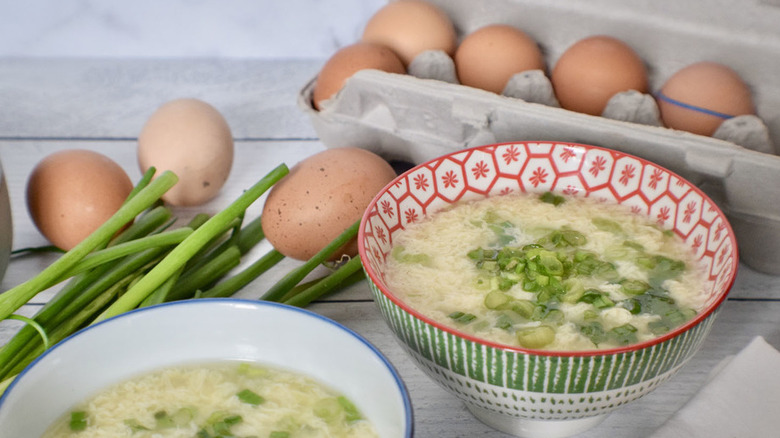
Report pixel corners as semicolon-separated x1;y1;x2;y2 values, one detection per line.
359;141;738;438
0;299;413;438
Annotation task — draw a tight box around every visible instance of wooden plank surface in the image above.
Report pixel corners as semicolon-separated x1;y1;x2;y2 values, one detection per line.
0;58;778;438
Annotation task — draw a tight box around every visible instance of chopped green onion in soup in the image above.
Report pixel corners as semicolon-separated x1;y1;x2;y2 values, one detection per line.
42;362;378;438
384;192;708;351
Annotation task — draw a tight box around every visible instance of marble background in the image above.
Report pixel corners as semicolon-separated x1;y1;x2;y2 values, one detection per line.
2;0;780;60
0;0;386;59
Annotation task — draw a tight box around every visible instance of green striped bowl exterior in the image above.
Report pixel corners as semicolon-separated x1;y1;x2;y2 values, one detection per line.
368;278;717;420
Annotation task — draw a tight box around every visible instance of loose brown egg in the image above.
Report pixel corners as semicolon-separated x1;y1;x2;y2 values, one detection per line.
551;35;648;116
138;98;234;206
26;149;133;250
312;42;405;110
362;0;456;66
454;24;546;94
261;147;396;261
657;61;755;136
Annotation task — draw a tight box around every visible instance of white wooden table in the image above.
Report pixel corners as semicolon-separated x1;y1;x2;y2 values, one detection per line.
1;59;778;437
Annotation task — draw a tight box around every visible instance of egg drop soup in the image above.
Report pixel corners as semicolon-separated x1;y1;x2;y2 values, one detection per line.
384;192;708;351
41;362;378;438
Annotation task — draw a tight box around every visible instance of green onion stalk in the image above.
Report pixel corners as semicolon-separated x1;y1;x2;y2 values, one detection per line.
283;256;364;307
260;219;361;302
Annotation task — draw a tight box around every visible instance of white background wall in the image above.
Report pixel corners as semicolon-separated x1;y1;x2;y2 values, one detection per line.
0;0;387;59
2;0;780;61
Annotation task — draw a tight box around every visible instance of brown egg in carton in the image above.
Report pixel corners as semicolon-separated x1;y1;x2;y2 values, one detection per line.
298;0;780;274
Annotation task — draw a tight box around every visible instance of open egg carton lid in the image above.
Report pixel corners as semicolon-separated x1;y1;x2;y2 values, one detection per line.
297;0;780;275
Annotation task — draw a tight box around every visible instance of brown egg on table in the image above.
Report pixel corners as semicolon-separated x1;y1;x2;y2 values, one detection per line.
261;147;397;261
361;0;457;67
26;149;134;251
312;42;405;110
138;98;234;206
454;24;546;94
551;35;648;116
656;61;755;137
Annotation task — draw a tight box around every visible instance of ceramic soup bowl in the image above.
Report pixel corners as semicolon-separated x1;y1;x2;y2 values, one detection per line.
0;299;413;438
358;142;737;438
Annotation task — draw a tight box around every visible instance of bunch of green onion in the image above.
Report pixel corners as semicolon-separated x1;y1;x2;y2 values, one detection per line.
0;165;365;394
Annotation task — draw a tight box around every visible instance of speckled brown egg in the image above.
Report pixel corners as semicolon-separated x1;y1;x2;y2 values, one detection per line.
657;61;755;136
312;42;405;110
362;0;457;66
26;149;134;250
138;98;234;206
551;35;648;116
261;147;396;261
454;24;546;94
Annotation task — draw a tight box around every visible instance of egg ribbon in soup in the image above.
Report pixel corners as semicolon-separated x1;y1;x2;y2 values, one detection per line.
42;362;378;438
385;192;708;351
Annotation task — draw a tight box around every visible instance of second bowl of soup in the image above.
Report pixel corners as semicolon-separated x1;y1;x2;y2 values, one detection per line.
358;141;738;438
0;299;413;438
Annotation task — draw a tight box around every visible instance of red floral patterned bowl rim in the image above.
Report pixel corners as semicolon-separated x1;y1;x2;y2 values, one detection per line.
358;141;739;358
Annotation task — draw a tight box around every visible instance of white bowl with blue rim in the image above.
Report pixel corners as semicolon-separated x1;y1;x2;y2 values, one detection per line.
0;298;413;437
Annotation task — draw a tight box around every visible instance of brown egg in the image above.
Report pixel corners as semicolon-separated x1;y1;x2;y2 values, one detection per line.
362;0;456;66
657;61;755;136
26;149;133;250
454;24;545;94
551;35;648;116
261;147;396;261
313;42;405;110
138;98;234;206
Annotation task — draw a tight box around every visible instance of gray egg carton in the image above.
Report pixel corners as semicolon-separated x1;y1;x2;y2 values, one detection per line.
297;0;780;275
